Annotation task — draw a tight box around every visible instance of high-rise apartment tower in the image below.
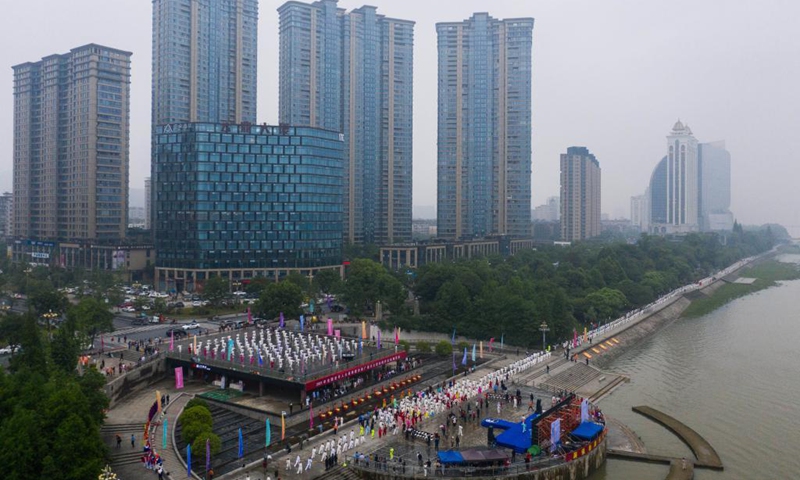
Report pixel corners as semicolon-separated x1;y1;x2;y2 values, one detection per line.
560;147;601;242
13;44;131;242
436;13;534;240
278;0;414;245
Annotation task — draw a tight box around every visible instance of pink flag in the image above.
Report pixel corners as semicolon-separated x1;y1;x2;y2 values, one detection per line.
334;329;340;339
327;318;333;336
175;367;184;389
395;327;399;345
169;330;174;352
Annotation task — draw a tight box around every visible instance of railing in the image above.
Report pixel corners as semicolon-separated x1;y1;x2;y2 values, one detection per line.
348;454;568;478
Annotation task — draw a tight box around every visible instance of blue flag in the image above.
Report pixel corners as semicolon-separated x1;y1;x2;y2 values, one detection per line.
206;438;211;472
266;418;271;447
238;427;244;458
358;337;363;354
462;347;468;366
227;338;234;361
472;344;476;362
258;350;263;366
163;417;168;449
451;328;456;345
300;315;305;331
187;443;192;477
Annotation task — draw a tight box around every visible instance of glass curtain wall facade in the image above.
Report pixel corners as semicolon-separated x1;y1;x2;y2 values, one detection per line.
437;13;534;240
278;0;414;245
13;44;131;243
153;123;343;292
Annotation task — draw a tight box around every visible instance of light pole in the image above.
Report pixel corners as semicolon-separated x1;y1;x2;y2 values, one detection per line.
43;309;59;339
539;321;549;352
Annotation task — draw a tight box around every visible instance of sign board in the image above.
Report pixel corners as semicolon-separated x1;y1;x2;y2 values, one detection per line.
304;352;406;392
30;252;49;259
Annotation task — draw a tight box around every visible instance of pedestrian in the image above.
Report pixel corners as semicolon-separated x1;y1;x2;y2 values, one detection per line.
285;458;291;471
289;402;293;415
116;434;122;449
585;357;589;366
546;364;550;374
131;434;135;448
682;457;687;470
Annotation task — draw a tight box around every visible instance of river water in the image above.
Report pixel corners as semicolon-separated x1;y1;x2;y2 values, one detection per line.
589;254;800;479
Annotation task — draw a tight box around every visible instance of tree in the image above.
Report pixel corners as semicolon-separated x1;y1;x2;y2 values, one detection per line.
191;430;222;458
584;288;628;321
256;281;304;320
245;277;270;297
50;316;80;374
203;275;230;307
312;269;342;295
434;341;453;356
284;272;311;295
27;288;68;317
68;297;114;347
342;259;406;317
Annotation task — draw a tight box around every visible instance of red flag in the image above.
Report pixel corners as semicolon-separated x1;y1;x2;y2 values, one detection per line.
395;327;399;345
489;338;495;352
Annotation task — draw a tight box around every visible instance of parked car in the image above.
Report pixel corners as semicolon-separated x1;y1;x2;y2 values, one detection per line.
122;306;136;313
131;318;147;326
182;320;201;330
165;328;187;339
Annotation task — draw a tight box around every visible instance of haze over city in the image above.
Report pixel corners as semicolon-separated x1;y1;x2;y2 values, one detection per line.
1;0;798;232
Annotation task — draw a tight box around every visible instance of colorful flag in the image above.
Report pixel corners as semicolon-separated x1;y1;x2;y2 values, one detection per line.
358;336;363;354
583;327;588;343
327;318;333;336
480;341;483;359
501;334;504;350
193;334;197;356
461;347;468;366
238;427;243;458
377;330;381;349
489;338;495;352
394;327;399;345
361;320;367;339
175;367;184;389
265;418;271;447
187;443;192;477
281;413;286;440
169;329;174;352
280;312;285;329
163;417;168;449
300;315;305;331
156;390;162;413
227;338;234;361
472;344;476;362
258;350;263;366
451;328;456;345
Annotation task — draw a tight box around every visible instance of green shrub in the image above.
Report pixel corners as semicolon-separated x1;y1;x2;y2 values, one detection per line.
398;340;411;353
191;429;222;457
179;405;213;428
434;340;453;356
185;398;209;411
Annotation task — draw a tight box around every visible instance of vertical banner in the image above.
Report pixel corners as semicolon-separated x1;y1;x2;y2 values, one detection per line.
266;418;271;447
580;398;589;423
395;327;399;346
187;443;192;478
193;334;197;356
550;418;561;453
361;321;367;339
170;330;174;352
300;315;305;331
480;341;483;359
227;338;234;361
280;312;285;329
175;367;184;389
238;427;243;458
472;344;476;362
206;438;211;473
461;347;467;366
489;338;495;352
327;318;333;336
334;329;340;339
281;412;286;440
500;334;504;350
377;330;381;349
156;390;162;413
163;417;168;449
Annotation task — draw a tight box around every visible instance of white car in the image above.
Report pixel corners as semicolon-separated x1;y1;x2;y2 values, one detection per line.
182;321;201;330
122;306;136;313
233;291;247;296
192;301;202;307
0;345;19;355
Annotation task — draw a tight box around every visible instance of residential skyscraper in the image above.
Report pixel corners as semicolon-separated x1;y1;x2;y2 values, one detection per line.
0;192;12;239
560;147;601;242
278;0;414;245
436;13;534;240
144;177;152;230
532;196;560;222
698;141;733;231
630;192;650;232
151;0;258;125
649;121;700;234
13;44;131;243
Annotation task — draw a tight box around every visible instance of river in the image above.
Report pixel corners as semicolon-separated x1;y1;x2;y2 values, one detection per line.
589;254;800;479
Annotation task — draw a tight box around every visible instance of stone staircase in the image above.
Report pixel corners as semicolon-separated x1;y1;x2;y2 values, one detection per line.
539;363;602;393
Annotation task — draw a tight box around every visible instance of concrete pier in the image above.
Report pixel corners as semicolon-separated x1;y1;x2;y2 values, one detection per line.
632;406;723;470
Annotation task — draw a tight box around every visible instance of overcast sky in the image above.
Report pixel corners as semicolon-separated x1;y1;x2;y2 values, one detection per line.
2;0;799;233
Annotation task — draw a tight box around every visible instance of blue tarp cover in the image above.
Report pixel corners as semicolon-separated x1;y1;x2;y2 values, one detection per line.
492;413;540;454
480;418;517;430
437;451;464;464
570;422;604;441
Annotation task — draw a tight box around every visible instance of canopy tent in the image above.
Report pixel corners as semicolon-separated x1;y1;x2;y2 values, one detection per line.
480;418;518;430
437;451;464;464
570;422;604;441
459;449;509;464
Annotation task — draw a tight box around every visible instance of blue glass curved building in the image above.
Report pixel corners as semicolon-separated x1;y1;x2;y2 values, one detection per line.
153;123;343;291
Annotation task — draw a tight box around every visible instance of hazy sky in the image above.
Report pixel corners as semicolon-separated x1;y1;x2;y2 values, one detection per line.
2;0;799;232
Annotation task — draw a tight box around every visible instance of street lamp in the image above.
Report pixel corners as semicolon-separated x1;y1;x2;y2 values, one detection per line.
539;321;549;352
43;309;59;337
